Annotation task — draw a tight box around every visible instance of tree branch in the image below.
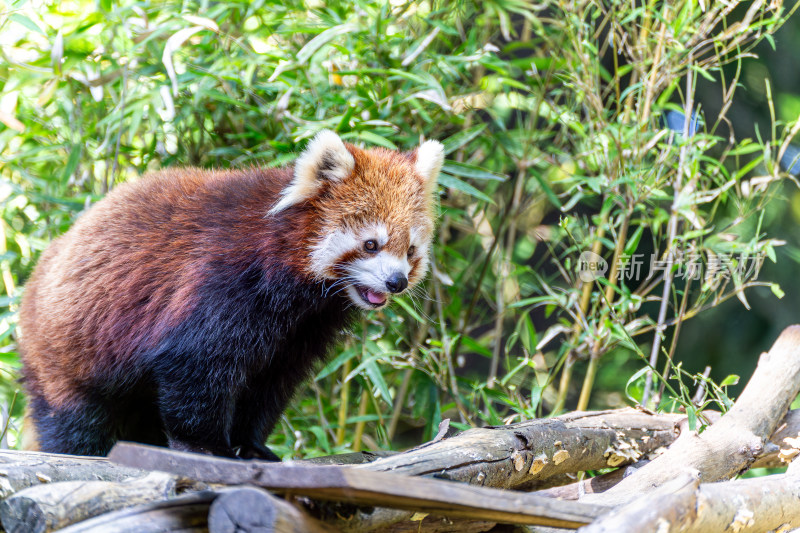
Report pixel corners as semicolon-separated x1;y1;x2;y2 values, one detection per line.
581;325;800;506
580;461;800;532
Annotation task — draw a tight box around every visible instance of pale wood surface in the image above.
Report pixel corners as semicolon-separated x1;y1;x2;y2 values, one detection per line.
0;471;178;533
580;465;800;532
581;325;800;506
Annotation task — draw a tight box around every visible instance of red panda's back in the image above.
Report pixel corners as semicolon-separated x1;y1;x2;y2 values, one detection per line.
19;167;290;409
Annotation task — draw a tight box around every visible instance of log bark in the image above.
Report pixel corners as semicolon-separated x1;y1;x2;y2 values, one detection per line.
328;409;678;531
535;408;800;501
52;486;340;533
0;471;178;533
355;408;682;489
577;473;700;533
533;466;632;501
0;450;145;499
581;325;800;506
580;461;800;532
109;443;608;529
56;492;214;533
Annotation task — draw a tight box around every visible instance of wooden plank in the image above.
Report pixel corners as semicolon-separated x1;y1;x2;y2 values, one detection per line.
109;443;608;529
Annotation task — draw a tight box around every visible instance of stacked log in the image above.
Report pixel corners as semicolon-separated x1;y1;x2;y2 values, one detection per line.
0;326;798;532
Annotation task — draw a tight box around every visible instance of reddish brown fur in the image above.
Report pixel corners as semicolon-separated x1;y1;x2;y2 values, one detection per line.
19;140;436;456
21;166;302;409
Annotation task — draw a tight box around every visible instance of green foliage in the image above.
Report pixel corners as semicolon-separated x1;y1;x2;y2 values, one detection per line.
0;0;797;455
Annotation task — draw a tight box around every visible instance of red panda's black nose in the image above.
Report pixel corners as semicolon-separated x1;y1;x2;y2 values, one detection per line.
386;273;408;294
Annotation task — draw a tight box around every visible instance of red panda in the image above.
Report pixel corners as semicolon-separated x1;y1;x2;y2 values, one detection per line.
19;130;443;459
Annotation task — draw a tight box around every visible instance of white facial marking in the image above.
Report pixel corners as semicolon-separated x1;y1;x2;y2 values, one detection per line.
313;221;434;309
345;286;373;310
348;252;410;287
409;225;432;279
309;228;359;278
409;226;429;248
344;251;410;309
372;223;389;247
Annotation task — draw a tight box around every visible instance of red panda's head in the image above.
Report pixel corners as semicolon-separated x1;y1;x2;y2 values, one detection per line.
270;130;443;310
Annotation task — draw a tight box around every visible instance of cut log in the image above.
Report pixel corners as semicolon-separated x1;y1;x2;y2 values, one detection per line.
581;325;800;506
0;471;178;533
0;450;145;499
355;408;683;489
208;486;336;533
109;443;609;529
55;492;214;533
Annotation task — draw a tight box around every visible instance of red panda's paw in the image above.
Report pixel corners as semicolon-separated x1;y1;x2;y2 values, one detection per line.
236;442;281;462
167;438;238;459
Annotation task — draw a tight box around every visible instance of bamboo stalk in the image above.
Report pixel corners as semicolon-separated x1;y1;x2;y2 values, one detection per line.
576;356;599;413
336;358;352;447
388;290;433;441
642;57;696;406
488;169;526;389
387;369;412;442
552;209;608;414
576;213;630;411
353;390;369;453
655;277;694;405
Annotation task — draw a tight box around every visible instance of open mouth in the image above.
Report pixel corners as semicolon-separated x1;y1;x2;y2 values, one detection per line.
356;285;388;307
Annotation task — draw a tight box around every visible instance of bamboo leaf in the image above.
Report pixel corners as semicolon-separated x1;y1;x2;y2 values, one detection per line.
441;124;487;154
296;23;359;65
10;14;44;35
437;173;494;204
163;26;208;96
59;145;81;184
441;162;506;181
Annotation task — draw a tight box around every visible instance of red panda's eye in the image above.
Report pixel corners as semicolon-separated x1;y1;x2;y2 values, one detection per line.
364;239;378;252
407;245;416;257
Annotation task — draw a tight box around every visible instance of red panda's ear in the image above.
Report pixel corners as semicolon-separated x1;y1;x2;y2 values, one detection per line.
414;140;445;193
270;130;355;214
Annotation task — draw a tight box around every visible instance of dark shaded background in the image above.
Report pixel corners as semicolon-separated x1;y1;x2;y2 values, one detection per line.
669;17;800;399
